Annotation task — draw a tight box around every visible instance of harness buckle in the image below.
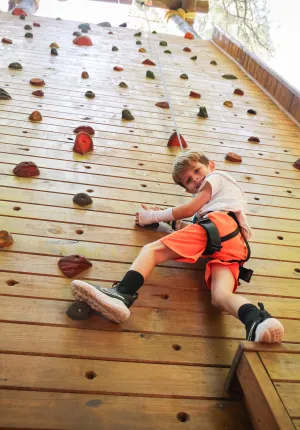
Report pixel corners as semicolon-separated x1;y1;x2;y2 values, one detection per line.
239;266;253;283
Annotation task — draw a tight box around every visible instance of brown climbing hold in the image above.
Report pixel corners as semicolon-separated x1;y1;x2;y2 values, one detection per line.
225;152;242;162
9;63;22;70
73;132;94;154
183;47;191;52
223;101;233;107
58;254;92;278
0;89;11;100
74;125;95;135
114;66;123;71
197;107;208;118
50;42;59;48
73;35;93;46
142;59;156;66
139;47;146;53
248;136;260;143
0;230;14;248
2;38;12;44
233;88;244;95
184;32;194;39
32;90;44;97
28;110;42;122
24;24;32;30
210;60;217;65
30;78;45;86
33;22;41;27
81;71;89;79
189;91;201;98
222;74;237;80
122;109;135;120
167;132;188;149
191;56;197;61
119;82;128;88
293;159;300;170
85;91;95;99
108;31;113;34
155;102;169;109
13;161;40;177
146;70;155;79
112;46;118;51
247;109;257;115
73;192;93;206
180;73;188;79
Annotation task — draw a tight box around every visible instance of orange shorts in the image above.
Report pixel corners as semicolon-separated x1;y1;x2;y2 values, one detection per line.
160;212;249;292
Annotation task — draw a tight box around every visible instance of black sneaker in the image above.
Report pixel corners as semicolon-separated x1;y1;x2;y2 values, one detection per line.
71;280;138;324
246;302;284;343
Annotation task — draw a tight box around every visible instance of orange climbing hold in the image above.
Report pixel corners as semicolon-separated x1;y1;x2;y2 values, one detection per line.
113;66;124;71
184;32;194;40
73;35;93;46
73;132;94;154
189;91;201;98
167;132;188;149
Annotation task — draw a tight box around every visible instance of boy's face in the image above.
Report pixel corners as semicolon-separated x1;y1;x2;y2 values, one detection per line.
180;161;215;194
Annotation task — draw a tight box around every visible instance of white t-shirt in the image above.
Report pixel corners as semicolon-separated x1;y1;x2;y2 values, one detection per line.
196;171;253;239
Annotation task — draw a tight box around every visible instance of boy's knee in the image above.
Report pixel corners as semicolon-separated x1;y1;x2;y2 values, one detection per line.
211;290;229;308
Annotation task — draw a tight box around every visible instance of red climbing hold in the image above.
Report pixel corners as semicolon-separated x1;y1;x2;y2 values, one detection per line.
142;59;156;66
108;31;113;34
12;8;27;15
183;47;191;52
33;22;41;27
167;132;188;149
184;32;194;40
155;102;169;109
73;132;94;154
248;136;260;143
293;159;300;170
74;125;95;135
189;91;201;98
73;35;93;46
13;161;40;177
233;88;244;95
58;254;92;278
32;90;44;97
114;66;123;71
2;38;12;44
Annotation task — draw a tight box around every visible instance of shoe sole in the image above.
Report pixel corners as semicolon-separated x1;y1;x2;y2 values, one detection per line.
71;280;130;324
255;318;284;343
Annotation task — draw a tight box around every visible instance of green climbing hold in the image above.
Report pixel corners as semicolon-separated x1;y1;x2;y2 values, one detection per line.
24;25;32;30
164;50;172;54
152;30;157;34
0;88;11;100
197;106;208;118
119;82;128;88
136;40;142;45
112;46;118;51
73;31;81;36
79;23;91;30
134;32;142;37
180;73;188;79
8;62;22;70
122;109;135;120
25;32;33;38
159;41;167;46
51;47;58;55
85;91;95;99
222;74;238;79
210;60;217;65
191;56;197;61
81;28;88;33
146;70;155;79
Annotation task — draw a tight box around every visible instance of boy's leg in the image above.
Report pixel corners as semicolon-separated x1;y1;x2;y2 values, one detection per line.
210;263;284;343
71;240;181;323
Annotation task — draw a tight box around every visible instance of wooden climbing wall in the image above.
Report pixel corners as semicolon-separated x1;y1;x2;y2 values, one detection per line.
0;11;299;429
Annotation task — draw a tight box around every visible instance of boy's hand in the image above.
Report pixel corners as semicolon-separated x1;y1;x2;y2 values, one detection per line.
135;204;160;225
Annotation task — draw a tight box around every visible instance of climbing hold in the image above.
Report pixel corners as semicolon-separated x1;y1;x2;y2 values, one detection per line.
225;152;242;162
85;91;95;99
184;32;194;39
73;35;93;46
146;70;155;79
191;56;197;61
167;132;188;149
73;132;94;154
119;82;128;88
247;109;257;115
74;125;95;135
180;73;188;79
32;90;44;97
183;47;191;52
152;30;157;34
2;38;12;44
50;42;59;48
113;66;123;71
164;50;172;54
25;32;33;38
122;109;135;120
139;48;146;53
81;71;89;79
79;23;91;30
112;46;118;51
197;107;208;118
73;31;81;36
248;136;260;143
13;161;40;177
134;32;142;37
234;88;244;95
108;31;113;34
73;192;93;206
33;22;41;27
189;91;201;98
0;230;14;248
0;89;11;100
58;255;92;278
119;23;127;27
159;41;167;46
66;300;93;321
51;47;58;55
222;74;238;79
30;78;45;86
20;14;26;19
155;102;169;109
136;40;142;45
9;62;22;70
81;28;88;33
98;21;111;27
293;159;300;170
56;17;62;20
28;110;42;122
142;59;156;66
24;24;32;30
210;60;217;65
223;101;233;107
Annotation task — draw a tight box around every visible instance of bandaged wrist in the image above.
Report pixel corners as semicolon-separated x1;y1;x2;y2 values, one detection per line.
138;208;174;226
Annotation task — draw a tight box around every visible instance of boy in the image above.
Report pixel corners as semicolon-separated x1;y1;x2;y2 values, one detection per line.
71;150;284;343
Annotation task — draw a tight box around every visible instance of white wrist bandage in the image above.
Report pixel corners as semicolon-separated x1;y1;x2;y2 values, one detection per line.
138;208;174;226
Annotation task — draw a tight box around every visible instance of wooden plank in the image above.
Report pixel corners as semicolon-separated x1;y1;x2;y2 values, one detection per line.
259;352;300;381
275;383;300;419
236;352;294;429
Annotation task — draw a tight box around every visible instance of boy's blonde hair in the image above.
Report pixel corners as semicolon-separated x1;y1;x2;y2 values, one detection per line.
172;150;210;188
